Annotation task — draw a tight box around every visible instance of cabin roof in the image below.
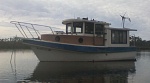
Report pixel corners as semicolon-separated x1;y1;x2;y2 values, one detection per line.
62;18;111;25
106;27;137;31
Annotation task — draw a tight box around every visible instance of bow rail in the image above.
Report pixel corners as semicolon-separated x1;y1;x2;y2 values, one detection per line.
10;21;55;39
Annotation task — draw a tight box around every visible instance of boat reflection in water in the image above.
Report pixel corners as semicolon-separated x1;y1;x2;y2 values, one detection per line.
24;61;135;83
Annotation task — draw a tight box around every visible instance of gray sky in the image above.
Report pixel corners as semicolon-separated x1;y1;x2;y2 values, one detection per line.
0;0;149;40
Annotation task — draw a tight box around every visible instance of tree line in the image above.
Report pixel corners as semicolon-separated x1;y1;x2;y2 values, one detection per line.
0;37;30;49
130;36;150;50
0;36;149;50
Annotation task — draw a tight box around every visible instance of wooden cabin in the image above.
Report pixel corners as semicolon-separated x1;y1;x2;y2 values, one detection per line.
41;17;136;47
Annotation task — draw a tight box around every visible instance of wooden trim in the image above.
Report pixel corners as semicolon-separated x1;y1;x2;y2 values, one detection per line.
41;34;104;46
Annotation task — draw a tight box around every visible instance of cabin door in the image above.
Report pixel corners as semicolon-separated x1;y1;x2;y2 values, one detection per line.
95;24;105;45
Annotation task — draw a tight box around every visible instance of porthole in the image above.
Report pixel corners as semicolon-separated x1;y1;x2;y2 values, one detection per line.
78;38;83;43
55;36;60;42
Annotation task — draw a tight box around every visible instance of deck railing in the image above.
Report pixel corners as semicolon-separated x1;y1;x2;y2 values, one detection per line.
10;21;55;39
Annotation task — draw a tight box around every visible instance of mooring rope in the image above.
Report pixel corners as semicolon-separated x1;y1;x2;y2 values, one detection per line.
10;37;16;63
10;36;17;82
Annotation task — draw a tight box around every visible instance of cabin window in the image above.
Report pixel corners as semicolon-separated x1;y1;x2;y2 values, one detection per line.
73;22;83;33
111;30;127;44
66;23;72;34
95;24;104;37
85;22;94;34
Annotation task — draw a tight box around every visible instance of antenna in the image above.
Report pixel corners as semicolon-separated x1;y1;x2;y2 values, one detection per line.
120;13;131;28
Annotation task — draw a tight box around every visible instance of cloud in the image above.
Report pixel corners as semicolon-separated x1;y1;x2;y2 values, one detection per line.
0;0;150;40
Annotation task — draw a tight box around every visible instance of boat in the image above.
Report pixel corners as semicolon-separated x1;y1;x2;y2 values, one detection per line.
10;17;137;61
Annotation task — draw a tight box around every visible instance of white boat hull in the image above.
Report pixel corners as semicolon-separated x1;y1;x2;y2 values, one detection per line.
31;46;136;62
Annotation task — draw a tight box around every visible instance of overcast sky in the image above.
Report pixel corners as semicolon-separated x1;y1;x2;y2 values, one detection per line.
0;0;150;40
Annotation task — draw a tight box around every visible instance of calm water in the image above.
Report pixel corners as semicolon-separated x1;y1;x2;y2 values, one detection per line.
0;50;150;83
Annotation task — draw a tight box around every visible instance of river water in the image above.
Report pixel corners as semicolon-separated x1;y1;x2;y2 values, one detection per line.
0;50;150;83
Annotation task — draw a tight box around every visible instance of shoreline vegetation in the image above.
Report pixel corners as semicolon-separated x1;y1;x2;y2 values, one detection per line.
0;37;150;50
130;36;150;50
0;38;30;49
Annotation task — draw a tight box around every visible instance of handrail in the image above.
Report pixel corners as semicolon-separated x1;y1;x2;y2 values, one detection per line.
18;23;28;38
10;21;55;38
14;24;25;38
11;21;52;27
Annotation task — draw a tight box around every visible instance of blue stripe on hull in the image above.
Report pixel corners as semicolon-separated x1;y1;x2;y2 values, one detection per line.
23;39;137;53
